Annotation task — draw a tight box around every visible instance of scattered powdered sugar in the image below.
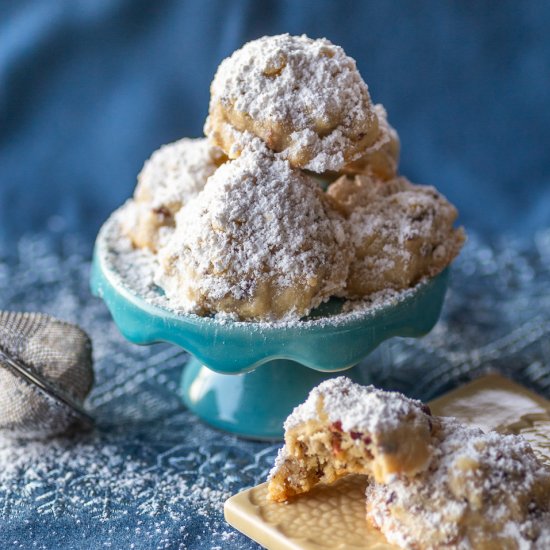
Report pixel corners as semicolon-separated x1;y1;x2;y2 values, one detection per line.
340;285;420;314
207;34;377;172
100;222;165;305
366;417;550;549
0;431;253;549
283;376;429;433
0;231;281;548
134;138;224;210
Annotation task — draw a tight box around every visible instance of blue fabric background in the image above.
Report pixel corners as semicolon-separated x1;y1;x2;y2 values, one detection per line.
2;3;550;549
1;0;550;242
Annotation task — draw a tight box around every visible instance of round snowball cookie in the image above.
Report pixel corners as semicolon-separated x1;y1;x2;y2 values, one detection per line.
204;34;380;174
121;138;226;252
155;147;352;321
366;419;550;549
340;104;400;181
327;175;465;297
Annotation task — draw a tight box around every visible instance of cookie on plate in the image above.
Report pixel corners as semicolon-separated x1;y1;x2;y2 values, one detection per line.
367;418;550;549
327;175;465;297
155;146;351;321
267;377;436;502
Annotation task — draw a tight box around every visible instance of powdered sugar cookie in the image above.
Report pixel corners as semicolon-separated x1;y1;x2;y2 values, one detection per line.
155;146;351;321
367;418;550;549
327;175;464;297
340;104;400;181
121;138;226;251
267;377;436;502
205;34;380;173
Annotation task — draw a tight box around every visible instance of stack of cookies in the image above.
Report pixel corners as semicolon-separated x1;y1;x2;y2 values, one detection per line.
120;34;464;321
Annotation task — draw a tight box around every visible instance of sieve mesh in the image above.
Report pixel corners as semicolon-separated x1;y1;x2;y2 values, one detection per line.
0;311;94;439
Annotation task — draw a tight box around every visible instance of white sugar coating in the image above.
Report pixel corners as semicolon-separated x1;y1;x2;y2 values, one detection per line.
155;146;352;320
366;418;550;549
328;176;465;297
339;285;420;313
101;218;163;301
206;34;378;172
209;34;361;125
284;376;429;434
134;137;224;210
342;103;401;180
350;187;456;254
117;198;170;246
333;177;460;254
119;138;225;252
372;103;399;158
100;208;435;328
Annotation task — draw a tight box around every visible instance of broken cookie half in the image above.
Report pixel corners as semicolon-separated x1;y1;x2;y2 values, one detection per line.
267;377;436;502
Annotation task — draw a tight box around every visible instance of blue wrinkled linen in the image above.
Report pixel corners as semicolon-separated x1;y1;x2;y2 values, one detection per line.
1;227;550;549
2;2;550;549
1;0;550;241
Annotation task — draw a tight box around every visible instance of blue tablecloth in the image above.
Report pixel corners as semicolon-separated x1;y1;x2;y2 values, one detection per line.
1;229;550;549
2;1;550;548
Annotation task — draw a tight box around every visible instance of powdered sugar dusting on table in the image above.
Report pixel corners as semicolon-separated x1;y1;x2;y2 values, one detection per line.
284;376;429;432
0;232;280;548
0;431;251;549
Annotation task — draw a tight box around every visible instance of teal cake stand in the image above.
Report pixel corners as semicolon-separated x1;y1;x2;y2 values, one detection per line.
91;216;449;439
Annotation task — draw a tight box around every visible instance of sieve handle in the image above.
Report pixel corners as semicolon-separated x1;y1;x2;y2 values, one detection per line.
0;347;95;429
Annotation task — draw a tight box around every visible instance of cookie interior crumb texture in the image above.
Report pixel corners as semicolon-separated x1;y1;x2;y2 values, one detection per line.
267;377;435;502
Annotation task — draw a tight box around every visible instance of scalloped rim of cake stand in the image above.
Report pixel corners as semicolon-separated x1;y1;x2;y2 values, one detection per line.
91;215;450;376
91;214;450;438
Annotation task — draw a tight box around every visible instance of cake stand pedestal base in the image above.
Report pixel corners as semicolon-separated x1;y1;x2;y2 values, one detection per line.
181;358;364;440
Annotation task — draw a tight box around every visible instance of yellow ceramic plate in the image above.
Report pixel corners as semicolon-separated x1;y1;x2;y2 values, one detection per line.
224;373;550;550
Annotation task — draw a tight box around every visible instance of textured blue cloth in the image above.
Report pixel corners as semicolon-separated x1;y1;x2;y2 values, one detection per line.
2;2;550;549
2;228;550;549
1;0;550;241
